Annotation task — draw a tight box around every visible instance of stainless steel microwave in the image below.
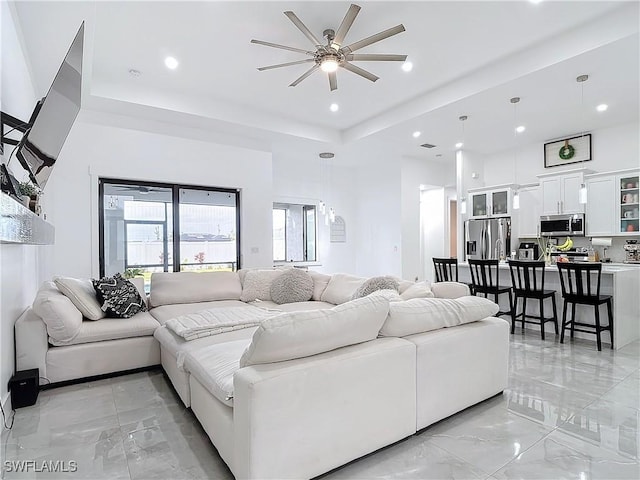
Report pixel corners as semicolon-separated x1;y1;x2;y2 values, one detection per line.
539;213;585;237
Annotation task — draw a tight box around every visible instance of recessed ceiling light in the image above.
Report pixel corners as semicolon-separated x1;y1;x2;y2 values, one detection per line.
164;56;179;70
402;61;413;72
455;142;463;149
515;125;526;133
529;0;543;4
128;69;141;77
412;131;421;138
596;104;608;112
330;103;339;112
436;154;442;158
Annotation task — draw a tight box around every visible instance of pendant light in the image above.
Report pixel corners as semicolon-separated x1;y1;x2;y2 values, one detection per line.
511;97;521;210
458;115;467;215
577;74;588;205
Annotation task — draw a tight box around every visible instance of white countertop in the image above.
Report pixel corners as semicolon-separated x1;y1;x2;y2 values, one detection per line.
458;261;640;273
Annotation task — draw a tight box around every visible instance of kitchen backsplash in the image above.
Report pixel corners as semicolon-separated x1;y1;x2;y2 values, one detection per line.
517;235;640;263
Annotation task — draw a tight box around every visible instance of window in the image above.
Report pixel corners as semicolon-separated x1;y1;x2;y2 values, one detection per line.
99;179;240;284
272;203;316;262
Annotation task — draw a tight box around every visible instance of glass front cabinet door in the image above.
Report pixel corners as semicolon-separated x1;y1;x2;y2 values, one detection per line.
492;190;509;216
471;193;488;217
619;173;640;234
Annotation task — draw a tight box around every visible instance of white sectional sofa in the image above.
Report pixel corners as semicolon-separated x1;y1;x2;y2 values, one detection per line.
15;269;509;479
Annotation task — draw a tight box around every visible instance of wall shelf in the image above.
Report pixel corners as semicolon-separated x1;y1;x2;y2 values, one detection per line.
1;192;54;244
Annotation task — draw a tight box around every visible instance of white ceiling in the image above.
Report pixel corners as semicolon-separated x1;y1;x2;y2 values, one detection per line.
10;1;640;164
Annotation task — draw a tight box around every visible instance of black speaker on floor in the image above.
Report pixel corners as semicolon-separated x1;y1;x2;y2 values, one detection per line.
8;368;39;408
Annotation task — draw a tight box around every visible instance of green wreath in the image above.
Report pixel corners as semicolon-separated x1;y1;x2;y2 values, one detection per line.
558;143;575;160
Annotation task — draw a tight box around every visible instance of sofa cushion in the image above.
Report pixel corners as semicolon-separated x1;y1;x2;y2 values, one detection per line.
49;311;160;347
92;273;147;318
149;300;249;325
308;271;331;301
150;271;242;307
32;282;83;343
270;269;314;304
183;339;251;407
352;276;399;299
129;277;148;307
53;276;105;320
397;279;414;294
379;296;499;337
240;290;393;367
240;269;284;302
400;281;435;300
320;273;366;305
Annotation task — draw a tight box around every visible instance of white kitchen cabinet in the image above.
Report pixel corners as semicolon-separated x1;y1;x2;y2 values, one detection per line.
516;185;541;239
469;186;512;218
586;174;616;236
538;169;590;215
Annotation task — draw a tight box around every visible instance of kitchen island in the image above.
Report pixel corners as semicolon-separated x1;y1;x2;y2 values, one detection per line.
458;262;640;350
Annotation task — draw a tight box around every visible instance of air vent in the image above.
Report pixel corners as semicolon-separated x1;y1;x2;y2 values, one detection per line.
420;143;436;149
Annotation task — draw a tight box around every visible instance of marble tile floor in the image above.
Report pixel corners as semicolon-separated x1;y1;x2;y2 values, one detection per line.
1;333;638;480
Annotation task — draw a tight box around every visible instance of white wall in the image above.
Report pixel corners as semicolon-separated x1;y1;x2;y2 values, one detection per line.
484;122;640;185
353;157;402;278
420;188;446;282
0;2;51;416
272;152;358;274
44;114;274;278
401;156;455;281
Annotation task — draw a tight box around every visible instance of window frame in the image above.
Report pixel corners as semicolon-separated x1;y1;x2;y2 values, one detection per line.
98;177;241;276
272;202;317;263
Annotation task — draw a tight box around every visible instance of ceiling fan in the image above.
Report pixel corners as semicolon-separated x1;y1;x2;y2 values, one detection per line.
251;4;407;91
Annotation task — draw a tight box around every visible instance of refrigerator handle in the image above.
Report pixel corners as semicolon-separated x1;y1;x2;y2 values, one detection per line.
486;222;492;259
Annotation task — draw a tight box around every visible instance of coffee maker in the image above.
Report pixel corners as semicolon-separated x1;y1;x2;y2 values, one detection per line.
623;240;640;263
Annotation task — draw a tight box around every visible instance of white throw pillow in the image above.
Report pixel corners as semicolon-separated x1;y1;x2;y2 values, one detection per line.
400;281;435;300
129;277;148;307
240;290;392;367
32;281;83;343
270;269;314;304
397;279;415;294
431;282;470;299
379;296;499;337
240;269;285;302
53;276;105;320
308;271;331;301
320;273;366;305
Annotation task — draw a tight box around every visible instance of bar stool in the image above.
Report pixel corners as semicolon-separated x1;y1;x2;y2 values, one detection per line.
507;260;558;339
468;259;513;317
432;257;458;282
557;262;613;351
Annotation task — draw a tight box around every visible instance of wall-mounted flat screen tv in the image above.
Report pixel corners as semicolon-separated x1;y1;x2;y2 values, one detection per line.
16;23;83;189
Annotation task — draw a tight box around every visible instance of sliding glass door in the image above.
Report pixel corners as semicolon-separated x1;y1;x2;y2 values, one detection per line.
99;179;240;284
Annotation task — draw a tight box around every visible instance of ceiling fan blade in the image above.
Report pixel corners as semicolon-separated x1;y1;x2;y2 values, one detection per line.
258;59;315;71
284;11;323;48
289;64;320;87
251;39;315;56
345;54;407;62
340;24;406;54
341;62;379;82
333;4;361;48
328;71;338;91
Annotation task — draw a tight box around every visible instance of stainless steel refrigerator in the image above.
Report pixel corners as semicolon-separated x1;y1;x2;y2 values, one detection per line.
465;217;511;260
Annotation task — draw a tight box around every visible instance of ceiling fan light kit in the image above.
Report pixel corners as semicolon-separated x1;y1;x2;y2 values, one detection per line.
252;4;407;91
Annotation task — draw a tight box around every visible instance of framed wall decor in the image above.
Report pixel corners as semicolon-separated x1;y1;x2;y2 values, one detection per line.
544;134;591;168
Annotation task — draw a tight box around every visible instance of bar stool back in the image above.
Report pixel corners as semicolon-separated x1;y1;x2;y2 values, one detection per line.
432;257;458;282
557;262;613;351
468;259;513;317
507;260;558;339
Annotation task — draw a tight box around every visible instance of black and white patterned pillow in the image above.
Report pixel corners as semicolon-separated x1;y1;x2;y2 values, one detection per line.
92;273;147;318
